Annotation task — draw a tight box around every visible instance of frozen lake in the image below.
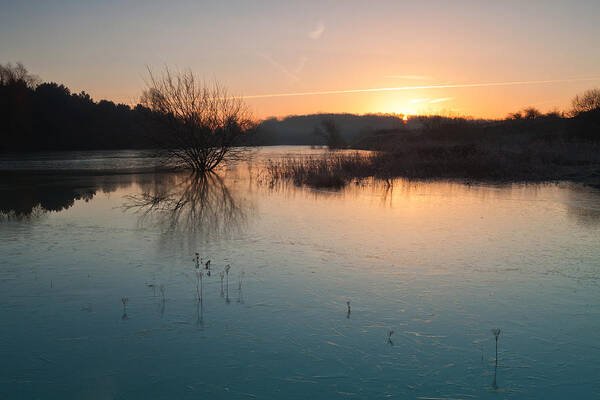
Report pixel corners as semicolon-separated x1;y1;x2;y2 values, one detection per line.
1;147;599;399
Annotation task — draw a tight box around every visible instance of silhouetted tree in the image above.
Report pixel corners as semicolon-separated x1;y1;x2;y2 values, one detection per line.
523;107;542;120
571;88;600;116
544;109;563;119
0;62;40;87
507;111;522;120
313;118;346;149
140;68;254;172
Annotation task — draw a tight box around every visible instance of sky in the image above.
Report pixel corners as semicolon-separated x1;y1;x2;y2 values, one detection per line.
1;0;600;119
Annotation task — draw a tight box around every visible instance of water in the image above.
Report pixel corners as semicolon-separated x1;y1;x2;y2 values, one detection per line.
0;150;161;172
1;147;599;399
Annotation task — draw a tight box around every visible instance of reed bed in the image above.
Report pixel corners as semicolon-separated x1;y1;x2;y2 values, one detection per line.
265;140;600;189
266;152;374;188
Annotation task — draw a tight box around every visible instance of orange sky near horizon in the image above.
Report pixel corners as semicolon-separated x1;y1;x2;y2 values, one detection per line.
238;77;600;119
2;1;599;120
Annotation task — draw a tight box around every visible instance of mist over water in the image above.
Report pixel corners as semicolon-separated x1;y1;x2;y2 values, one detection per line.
1;147;599;399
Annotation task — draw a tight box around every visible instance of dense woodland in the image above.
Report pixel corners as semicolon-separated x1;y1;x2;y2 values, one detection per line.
0;63;166;152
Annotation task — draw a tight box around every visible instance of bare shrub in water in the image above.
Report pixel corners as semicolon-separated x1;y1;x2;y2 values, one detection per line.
141;68;255;172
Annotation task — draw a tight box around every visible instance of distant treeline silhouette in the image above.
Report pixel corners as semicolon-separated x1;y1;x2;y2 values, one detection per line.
256;113;407;145
0;62;165;152
267;103;600;149
2;63;600;153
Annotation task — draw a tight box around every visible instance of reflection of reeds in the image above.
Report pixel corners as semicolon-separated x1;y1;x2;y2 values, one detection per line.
387;330;394;346
346;301;351;319
237;271;244;303
122;172;250;240
196;270;204;301
159;285;167;317
196;299;204;327
219;271;225;297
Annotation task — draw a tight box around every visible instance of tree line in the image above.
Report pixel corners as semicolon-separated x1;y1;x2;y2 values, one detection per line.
0;62;165;152
2;62;600;157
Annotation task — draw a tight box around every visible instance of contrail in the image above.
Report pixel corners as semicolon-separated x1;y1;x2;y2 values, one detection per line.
239;77;600;100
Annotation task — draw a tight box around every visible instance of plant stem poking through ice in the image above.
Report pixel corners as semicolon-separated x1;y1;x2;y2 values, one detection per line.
121;297;128;320
491;328;501;389
194;253;204;301
491;328;501;366
346;301;351;319
387;330;394;346
225;264;231;304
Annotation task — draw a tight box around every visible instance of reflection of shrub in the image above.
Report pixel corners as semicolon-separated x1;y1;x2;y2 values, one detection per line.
122;172;249;237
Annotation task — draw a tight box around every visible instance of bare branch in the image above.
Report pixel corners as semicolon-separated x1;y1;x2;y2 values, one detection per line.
141;68;255;172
